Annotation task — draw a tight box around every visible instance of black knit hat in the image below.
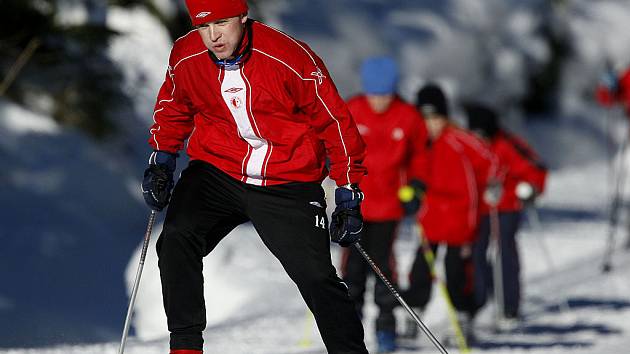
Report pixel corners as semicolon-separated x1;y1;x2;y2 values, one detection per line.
463;102;500;138
416;83;448;118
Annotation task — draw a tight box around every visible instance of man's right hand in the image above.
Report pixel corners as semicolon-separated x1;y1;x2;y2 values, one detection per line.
142;151;177;211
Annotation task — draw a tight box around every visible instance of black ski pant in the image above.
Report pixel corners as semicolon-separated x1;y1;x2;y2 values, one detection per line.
404;241;477;317
473;211;522;318
341;221;399;333
156;161;368;353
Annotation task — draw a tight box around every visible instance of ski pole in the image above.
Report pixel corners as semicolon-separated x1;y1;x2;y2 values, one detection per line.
605;107;614;187
118;210;158;354
525;207;556;276
297;310;314;348
602;128;630;272
489;207;505;323
413;224;470;353
526;206;570;312
353;243;449;354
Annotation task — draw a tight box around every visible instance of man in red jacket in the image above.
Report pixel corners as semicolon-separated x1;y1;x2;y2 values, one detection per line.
341;57;427;353
140;1;369;353
464;103;547;330
595;63;630;115
403;84;496;343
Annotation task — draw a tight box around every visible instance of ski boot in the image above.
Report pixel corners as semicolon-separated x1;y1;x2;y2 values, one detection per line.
456;311;476;346
376;330;397;353
495;314;521;333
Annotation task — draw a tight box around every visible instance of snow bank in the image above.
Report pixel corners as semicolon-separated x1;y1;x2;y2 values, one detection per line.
0;100;60;135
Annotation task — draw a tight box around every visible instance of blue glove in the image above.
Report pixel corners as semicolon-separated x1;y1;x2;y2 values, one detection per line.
141;151;177;211
600;68;619;93
330;185;364;247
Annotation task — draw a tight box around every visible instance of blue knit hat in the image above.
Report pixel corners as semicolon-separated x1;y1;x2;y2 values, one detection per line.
360;56;399;95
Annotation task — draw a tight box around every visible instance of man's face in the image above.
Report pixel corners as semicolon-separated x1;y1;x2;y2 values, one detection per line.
425;115;447;139
197;15;247;60
366;94;394;114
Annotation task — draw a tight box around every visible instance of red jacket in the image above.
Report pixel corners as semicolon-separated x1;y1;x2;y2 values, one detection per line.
484;131;547;213
418;125;496;245
149;20;366;186
347;95;428;221
596;67;630;116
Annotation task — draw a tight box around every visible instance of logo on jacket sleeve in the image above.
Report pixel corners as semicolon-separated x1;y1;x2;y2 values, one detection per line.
311;67;327;85
196;11;212;18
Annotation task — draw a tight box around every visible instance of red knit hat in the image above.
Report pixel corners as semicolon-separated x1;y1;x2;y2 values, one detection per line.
185;0;249;26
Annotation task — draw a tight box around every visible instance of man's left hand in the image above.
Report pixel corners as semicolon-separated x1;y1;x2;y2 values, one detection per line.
330;185;364;247
141;151;177;211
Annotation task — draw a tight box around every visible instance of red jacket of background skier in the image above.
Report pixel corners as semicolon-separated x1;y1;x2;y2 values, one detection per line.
418;125;496;245
484;131;548;213
149;20;366;187
347;95;428;221
596;66;630;116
